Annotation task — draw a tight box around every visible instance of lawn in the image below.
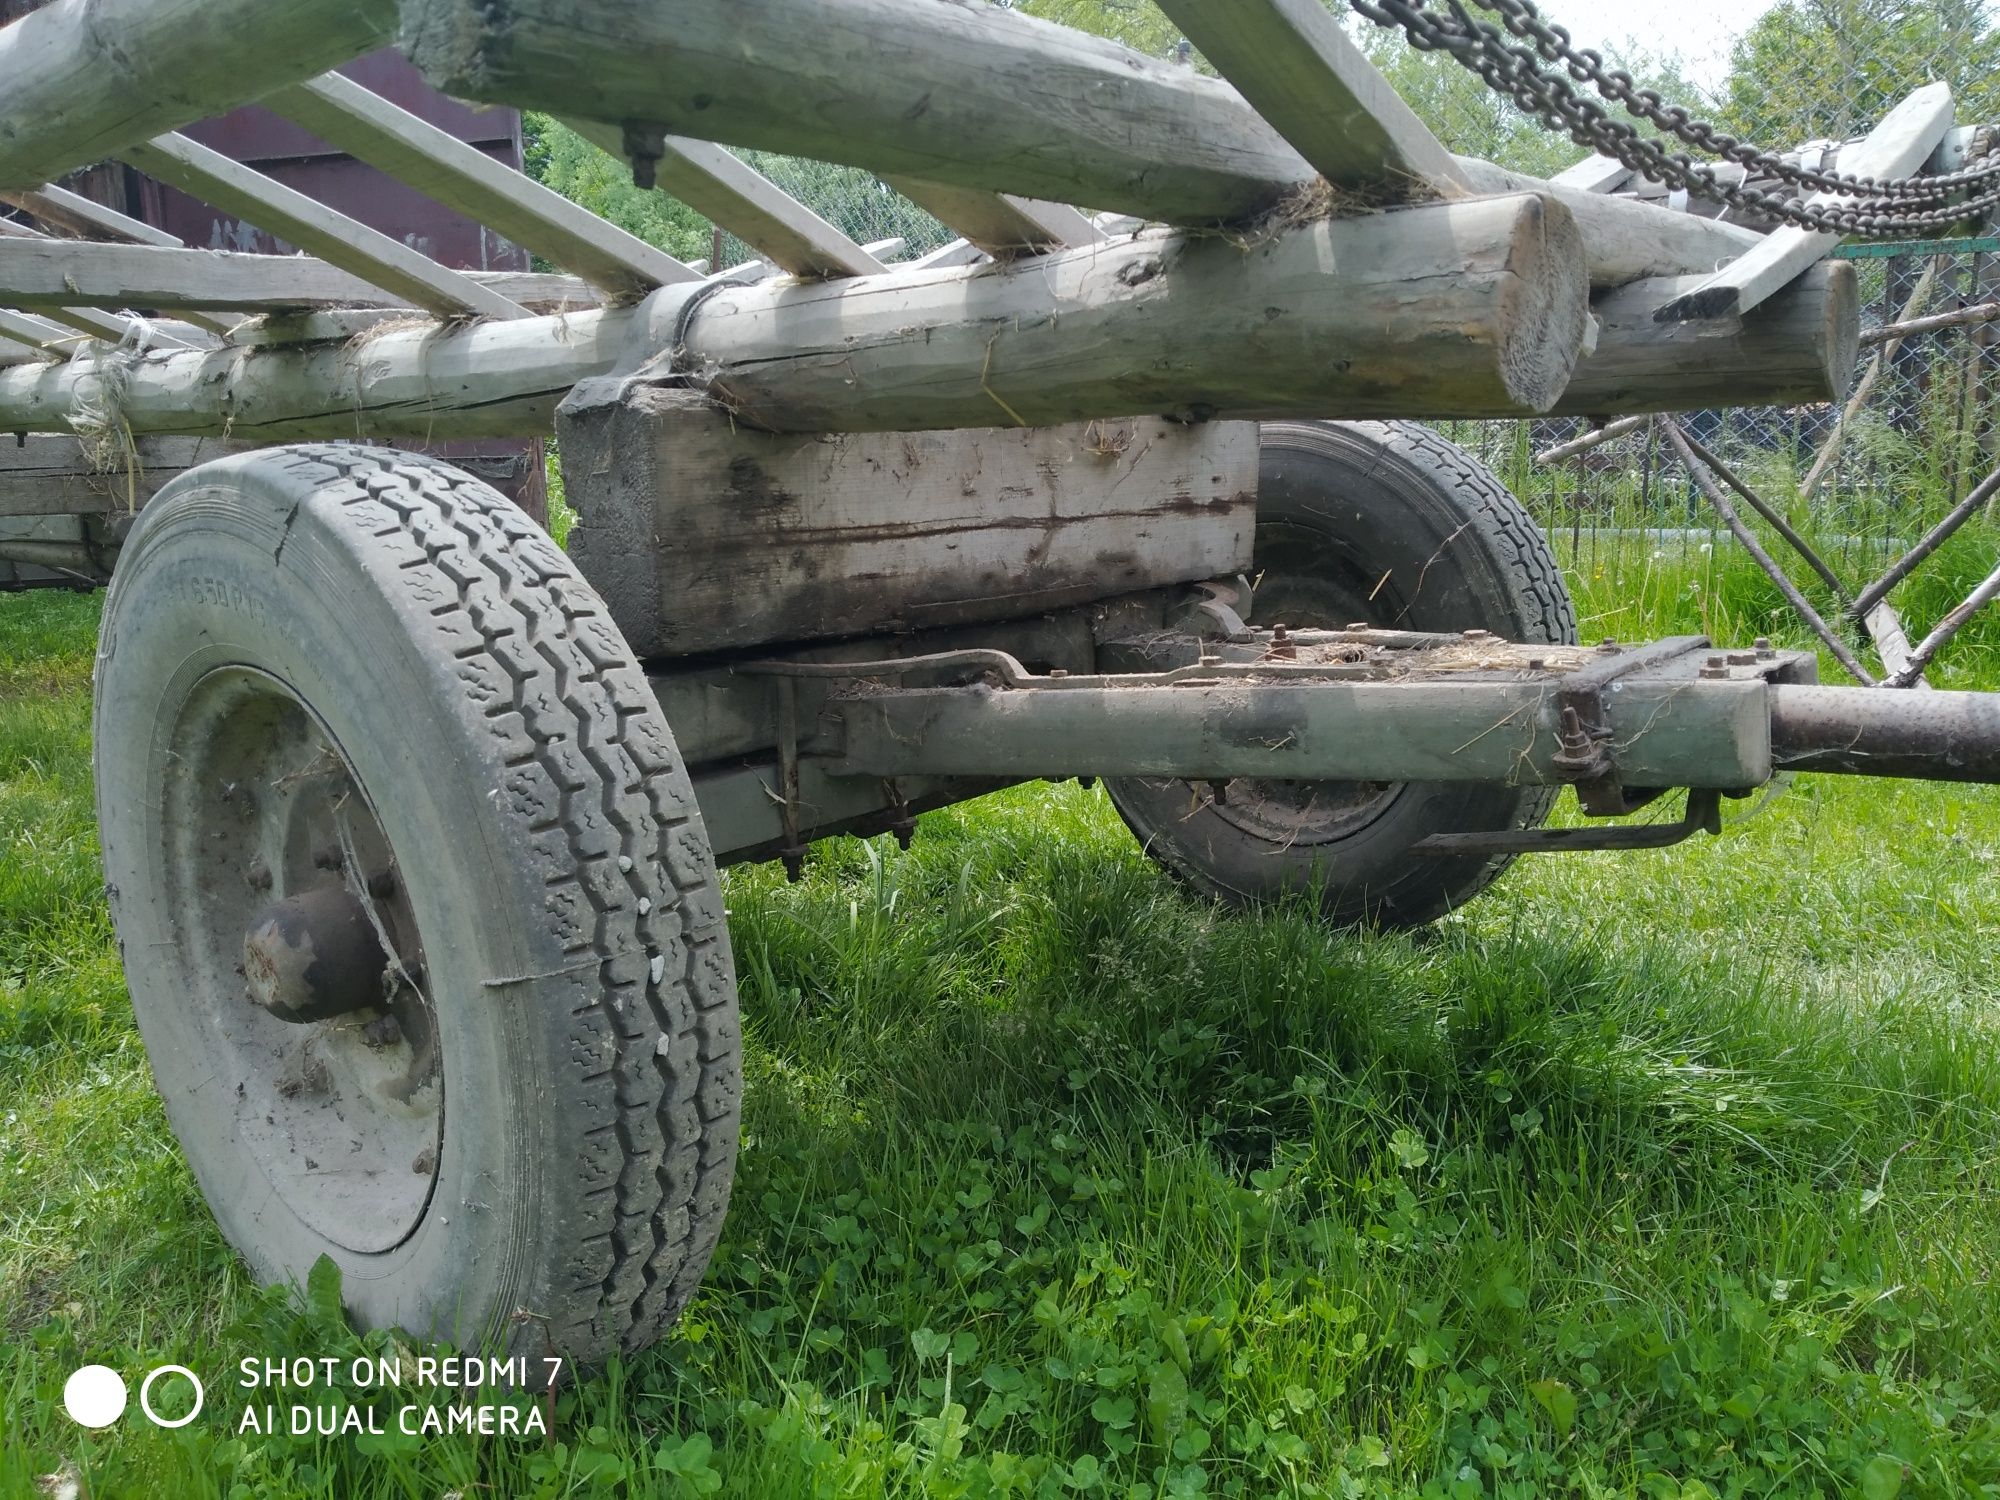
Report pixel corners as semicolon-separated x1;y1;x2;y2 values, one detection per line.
3;568;1998;1499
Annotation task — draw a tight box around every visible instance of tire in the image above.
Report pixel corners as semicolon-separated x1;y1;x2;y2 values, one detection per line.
1107;420;1577;929
94;445;740;1363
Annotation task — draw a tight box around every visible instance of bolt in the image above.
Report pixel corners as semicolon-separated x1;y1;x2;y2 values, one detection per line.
361;1012;403;1048
1269;623;1298;660
1209;780;1231;807
1462;628;1494;642
1198;646;1221;666
893;822;915;852
1077;775;1097;791
1727;651;1758;667
1048;668;1069;678
1527;657;1547;672
1346;621;1370;632
1754;637;1778;661
1597;639;1619;653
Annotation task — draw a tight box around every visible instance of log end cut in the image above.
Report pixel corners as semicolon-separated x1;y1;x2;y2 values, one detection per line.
1493;191;1594;415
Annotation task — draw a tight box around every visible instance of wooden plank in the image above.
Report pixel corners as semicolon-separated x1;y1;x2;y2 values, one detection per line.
1552;262;1859;416
0;433;232;516
560;387;1258;655
0;0;395;191
911;239;987;272
1864;600;1928;688
562;120;884;279
1550;153;1632;193
1153;0;1466;197
0;310;64;355
1657;85;1957;322
119;133;532;321
266;72;699;296
888;179;1102;255
34;305;144;344
0;238;411;313
0;194;1592;442
0;184;183;247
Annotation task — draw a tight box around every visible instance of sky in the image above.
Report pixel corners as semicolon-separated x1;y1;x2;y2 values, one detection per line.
1529;0;1778;93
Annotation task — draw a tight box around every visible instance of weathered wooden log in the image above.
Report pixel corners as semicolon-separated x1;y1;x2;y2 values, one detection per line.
0;193;1592;440
1551;262;1859;416
0;0;393;191
1453;158;1765;288
682;194;1591;429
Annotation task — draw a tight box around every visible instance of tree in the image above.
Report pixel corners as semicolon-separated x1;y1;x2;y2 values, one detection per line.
1722;0;2000;145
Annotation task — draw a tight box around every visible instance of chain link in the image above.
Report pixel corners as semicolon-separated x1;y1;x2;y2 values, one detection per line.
1349;0;2000;237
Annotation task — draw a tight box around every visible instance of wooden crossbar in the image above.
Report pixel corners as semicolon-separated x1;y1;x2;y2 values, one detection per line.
1656;84;1956;322
563;121;885;279
268;73;700;297
1153;0;1465;198
120;133;533;322
887;181;1101;256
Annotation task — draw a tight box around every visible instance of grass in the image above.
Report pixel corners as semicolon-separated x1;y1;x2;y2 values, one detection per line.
3;554;1999;1499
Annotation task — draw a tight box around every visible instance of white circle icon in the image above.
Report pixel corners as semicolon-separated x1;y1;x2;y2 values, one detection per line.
139;1365;204;1428
62;1365;128;1428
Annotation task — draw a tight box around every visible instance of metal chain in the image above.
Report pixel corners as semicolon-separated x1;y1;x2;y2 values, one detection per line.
1349;0;2000;237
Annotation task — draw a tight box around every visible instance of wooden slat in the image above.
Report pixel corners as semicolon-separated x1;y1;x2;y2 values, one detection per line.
33;305;144;344
0;238;448;313
1153;0;1466;197
912;239;988;271
1656;85;1956;322
0;310;68;355
1550;154;1632;193
0;0;395;192
887;180;1101;255
266;73;699;296
119;133;533;321
563;120;884;279
0;184;182;247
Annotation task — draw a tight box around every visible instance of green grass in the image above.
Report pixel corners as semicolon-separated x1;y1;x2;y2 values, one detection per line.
3;573;1999;1500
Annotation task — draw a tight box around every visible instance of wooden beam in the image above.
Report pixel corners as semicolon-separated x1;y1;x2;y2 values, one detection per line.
1553;262;1858;416
912;239;988;272
562;120;884;279
0;0;395;191
1550;154;1632;193
0;433;234;517
402;0;1322;225
1152;0;1466;197
0;193;1592;441
1656;85;1956;322
266;72;698;296
1454;157;1766;288
119;133;532;321
34;305;145;344
887;180;1100;255
0;184;182;247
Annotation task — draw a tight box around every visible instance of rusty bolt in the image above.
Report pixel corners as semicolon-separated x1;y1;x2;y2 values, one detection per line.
1347;621;1370;632
1754;637;1777;660
1597;639;1619;653
1727;652;1758;667
1269;623;1298;660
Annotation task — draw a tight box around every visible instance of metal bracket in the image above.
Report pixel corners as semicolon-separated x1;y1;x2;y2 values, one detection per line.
1413;789;1724;856
1547;636;1711;815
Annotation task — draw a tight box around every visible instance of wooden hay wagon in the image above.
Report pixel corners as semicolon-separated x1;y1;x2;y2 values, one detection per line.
2;0;1997;1363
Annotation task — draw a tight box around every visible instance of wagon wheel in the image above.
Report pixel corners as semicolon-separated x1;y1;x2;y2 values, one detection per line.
1107;420;1578;929
94;446;740;1362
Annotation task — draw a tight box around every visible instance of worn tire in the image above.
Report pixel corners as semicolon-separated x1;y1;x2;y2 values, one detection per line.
1107;420;1577;929
94;445;739;1362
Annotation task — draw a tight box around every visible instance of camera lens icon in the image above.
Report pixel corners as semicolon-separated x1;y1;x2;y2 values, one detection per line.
63;1364;204;1428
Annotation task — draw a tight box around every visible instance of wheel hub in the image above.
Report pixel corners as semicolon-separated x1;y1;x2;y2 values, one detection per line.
244;885;391;1024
